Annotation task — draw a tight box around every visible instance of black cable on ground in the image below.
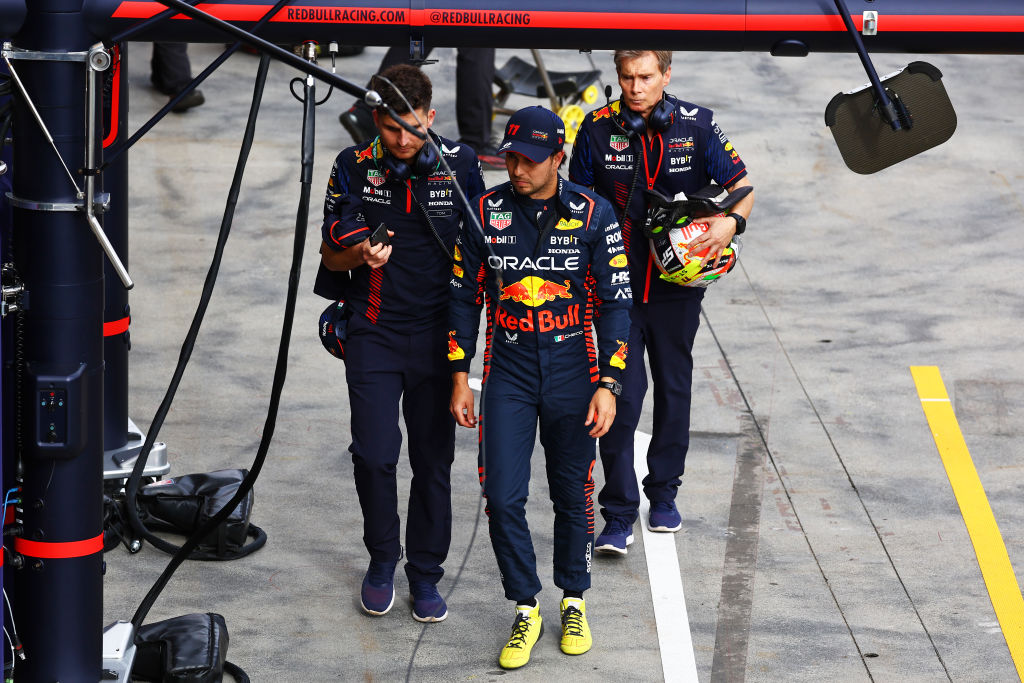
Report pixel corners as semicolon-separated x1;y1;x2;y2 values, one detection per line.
101;0;293;171
132;45;314;630
122;52;271;567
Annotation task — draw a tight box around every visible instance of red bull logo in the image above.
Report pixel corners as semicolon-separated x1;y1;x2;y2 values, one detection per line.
592;105;612;121
499;277;572;307
497;304;580;334
610;340;628;369
355;145;375;163
447;330;465;361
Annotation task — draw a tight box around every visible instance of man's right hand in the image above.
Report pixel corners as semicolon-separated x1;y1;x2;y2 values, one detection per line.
361;231;394;268
450;372;477;428
320;231;394;272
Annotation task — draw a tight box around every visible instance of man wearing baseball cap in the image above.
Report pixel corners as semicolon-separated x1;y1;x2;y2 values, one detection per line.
449;106;632;669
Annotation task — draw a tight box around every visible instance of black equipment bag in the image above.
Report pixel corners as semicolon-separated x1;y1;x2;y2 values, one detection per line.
133;613;229;683
137;469;266;560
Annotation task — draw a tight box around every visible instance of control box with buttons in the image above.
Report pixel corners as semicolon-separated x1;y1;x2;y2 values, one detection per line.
28;362;88;459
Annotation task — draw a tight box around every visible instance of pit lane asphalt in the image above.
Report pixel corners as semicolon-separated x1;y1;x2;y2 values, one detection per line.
103;43;1024;681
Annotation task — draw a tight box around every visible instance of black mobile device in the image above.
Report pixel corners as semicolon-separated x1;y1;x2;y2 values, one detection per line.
369;223;391;247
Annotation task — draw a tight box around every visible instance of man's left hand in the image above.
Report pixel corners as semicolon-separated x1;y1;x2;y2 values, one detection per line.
686;214;737;268
585;384;617;438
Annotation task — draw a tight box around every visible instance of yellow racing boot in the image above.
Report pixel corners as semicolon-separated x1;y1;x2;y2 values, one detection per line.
559;597;592;655
498;603;543;669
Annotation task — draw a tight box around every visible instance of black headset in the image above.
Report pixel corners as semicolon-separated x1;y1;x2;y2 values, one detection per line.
614;95;676;137
378;135;440;181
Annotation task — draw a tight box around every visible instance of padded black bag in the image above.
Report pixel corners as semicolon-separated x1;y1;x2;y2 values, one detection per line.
133;613;229;683
137;469;266;560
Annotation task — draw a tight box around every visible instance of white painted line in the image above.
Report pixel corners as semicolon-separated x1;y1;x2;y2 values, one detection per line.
635;430;699;683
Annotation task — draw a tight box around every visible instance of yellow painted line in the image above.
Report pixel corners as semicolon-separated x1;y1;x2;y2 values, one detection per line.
911;366;1024;680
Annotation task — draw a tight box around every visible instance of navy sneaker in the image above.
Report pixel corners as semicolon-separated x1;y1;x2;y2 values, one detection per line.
595;518;634;555
409;580;448;623
648;500;682;532
360;560;397;616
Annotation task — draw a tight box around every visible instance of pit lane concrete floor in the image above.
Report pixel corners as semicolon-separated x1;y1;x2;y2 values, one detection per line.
102;43;1024;681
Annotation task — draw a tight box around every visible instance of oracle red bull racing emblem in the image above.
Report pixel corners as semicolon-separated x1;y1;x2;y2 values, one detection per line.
367;169;385;187
499;276;572;307
489;211;512;230
496;303;581;334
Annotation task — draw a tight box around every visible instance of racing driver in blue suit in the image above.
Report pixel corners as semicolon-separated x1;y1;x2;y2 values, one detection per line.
448;106;631;670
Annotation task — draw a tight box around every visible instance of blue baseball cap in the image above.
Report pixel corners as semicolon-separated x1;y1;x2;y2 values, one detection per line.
497;106;566;162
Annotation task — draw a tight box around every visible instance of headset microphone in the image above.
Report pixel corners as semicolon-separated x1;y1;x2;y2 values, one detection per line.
604;84;612;105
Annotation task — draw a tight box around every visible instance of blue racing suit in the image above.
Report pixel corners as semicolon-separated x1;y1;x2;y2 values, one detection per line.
448;176;631;599
318;132;484;585
569;94;748;524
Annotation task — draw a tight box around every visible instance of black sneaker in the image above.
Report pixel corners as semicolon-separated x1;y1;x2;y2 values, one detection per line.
170;89;205;113
339;103;375;144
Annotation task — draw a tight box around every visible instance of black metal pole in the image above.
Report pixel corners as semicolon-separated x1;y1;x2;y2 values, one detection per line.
102;42;130;458
10;1;104;680
833;0;902;130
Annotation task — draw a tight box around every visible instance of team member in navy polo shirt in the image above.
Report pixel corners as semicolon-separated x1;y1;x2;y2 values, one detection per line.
449;106;631;669
318;64;485;622
569;50;754;554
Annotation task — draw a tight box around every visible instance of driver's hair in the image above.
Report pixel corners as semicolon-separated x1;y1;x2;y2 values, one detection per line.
613;50;672;75
370;64;432;114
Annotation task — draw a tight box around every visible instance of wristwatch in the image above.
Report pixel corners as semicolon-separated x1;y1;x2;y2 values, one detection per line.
730;213;747;235
597;379;623;396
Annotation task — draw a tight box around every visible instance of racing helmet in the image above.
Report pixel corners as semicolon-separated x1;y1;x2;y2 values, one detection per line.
643;184;752;288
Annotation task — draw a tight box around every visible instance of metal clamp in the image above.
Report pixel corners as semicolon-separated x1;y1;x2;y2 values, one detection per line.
5;191;110;213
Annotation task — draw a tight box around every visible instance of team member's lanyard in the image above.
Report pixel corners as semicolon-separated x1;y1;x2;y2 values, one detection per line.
641;130;663;191
639;130;664;304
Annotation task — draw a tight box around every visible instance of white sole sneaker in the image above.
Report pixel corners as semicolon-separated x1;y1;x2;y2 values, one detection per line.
595;533;634;555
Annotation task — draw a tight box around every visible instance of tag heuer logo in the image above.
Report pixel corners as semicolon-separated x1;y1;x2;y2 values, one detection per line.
609;134;629;152
489;211;512;230
367;170;385;187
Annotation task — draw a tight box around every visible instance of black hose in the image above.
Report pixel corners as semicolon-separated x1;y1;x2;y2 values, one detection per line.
224;659;250;682
123;52;271;574
132;49;314;633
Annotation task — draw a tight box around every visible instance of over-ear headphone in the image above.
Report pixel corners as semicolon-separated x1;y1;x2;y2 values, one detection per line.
614;95;675;137
378;136;440;181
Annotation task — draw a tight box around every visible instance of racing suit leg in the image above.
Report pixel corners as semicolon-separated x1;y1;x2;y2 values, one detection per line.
480;367;543;601
540;375;597;594
402;323;456;585
344;314;405;564
642;292;704;503
596;304;648;524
